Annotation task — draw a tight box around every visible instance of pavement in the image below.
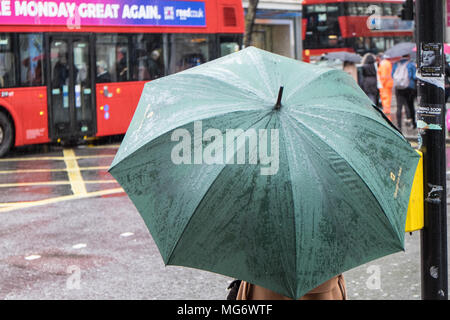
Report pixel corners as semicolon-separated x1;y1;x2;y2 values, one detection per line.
390;98;449;143
0;140;233;300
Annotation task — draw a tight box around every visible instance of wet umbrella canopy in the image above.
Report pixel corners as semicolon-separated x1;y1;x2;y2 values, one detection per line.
109;47;420;299
384;42;416;58
324;51;362;63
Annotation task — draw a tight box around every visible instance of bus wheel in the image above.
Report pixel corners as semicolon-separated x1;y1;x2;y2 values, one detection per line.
0;112;13;158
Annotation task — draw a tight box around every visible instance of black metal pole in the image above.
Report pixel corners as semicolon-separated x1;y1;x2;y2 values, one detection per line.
416;0;448;300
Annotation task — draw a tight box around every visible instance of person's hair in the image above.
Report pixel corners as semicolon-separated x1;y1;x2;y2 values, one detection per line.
362;53;375;64
343;61;354;67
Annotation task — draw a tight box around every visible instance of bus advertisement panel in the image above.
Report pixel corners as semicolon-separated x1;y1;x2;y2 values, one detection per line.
0;0;244;157
0;0;207;28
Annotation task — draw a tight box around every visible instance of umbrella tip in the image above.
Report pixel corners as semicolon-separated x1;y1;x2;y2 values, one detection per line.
274;86;284;110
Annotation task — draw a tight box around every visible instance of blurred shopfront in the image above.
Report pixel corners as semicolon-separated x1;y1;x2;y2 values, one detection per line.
242;0;303;59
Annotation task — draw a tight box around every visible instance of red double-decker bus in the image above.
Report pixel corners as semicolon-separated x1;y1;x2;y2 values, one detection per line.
0;0;244;157
302;0;414;60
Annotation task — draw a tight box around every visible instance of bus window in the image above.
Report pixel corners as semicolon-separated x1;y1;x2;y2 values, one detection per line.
0;34;16;88
391;3;402;16
354;37;367;54
169;34;210;73
311;4;326;13
327;4;339;13
372;37;385;53
383;3;393;16
344;3;369;16
346;3;357;16
96;34;130;83
51;41;69;89
219;35;241;57
385;37;394;50
394;36;405;45
50;39;70;125
131;34;164;81
356;3;369;15
115;45;129;81
73;39;93;125
19;33;44;87
304;3;343;49
365;38;372;51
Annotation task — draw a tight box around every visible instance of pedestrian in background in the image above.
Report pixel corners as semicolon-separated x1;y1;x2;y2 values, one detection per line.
377;53;394;121
360;53;378;105
375;55;382;109
392;54;417;131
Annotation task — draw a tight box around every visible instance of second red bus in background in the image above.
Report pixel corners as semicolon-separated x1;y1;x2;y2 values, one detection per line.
302;0;414;61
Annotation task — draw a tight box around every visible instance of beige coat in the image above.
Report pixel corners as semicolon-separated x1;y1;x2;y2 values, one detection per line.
236;274;346;300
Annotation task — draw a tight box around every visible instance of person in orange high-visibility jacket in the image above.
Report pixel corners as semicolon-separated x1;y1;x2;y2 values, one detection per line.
377;54;394;121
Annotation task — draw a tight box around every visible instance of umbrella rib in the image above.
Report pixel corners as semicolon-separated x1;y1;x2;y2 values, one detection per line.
281;116;355;295
283;118;340;294
283;113;405;245
278;123;300;297
280;116;367;297
258;111;303;298
165;110;275;265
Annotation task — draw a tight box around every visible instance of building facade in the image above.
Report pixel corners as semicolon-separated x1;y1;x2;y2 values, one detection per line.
242;0;303;59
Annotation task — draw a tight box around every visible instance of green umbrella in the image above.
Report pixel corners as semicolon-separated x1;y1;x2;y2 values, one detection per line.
109;47;420;299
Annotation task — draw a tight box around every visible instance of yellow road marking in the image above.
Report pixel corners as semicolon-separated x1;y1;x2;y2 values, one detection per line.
0;188;125;213
0;166;110;174
87;144;121;149
0;147;121;212
0;180;117;188
63;149;87;195
0;155;114;162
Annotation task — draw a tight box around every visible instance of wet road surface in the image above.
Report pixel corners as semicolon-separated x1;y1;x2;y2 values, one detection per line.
0;139;232;300
0;142;123;211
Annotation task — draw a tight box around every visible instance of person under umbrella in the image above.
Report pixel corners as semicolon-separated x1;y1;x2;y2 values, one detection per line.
234;275;346;300
324;52;361;83
377;52;394;121
360;53;379;105
343;61;358;83
109;47;420;300
392;54;417;131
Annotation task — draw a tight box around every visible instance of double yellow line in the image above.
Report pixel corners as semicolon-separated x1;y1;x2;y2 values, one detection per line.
63;149;88;195
0;148;124;212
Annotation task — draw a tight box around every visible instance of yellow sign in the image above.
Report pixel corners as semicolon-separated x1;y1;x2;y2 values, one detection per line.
405;150;424;232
